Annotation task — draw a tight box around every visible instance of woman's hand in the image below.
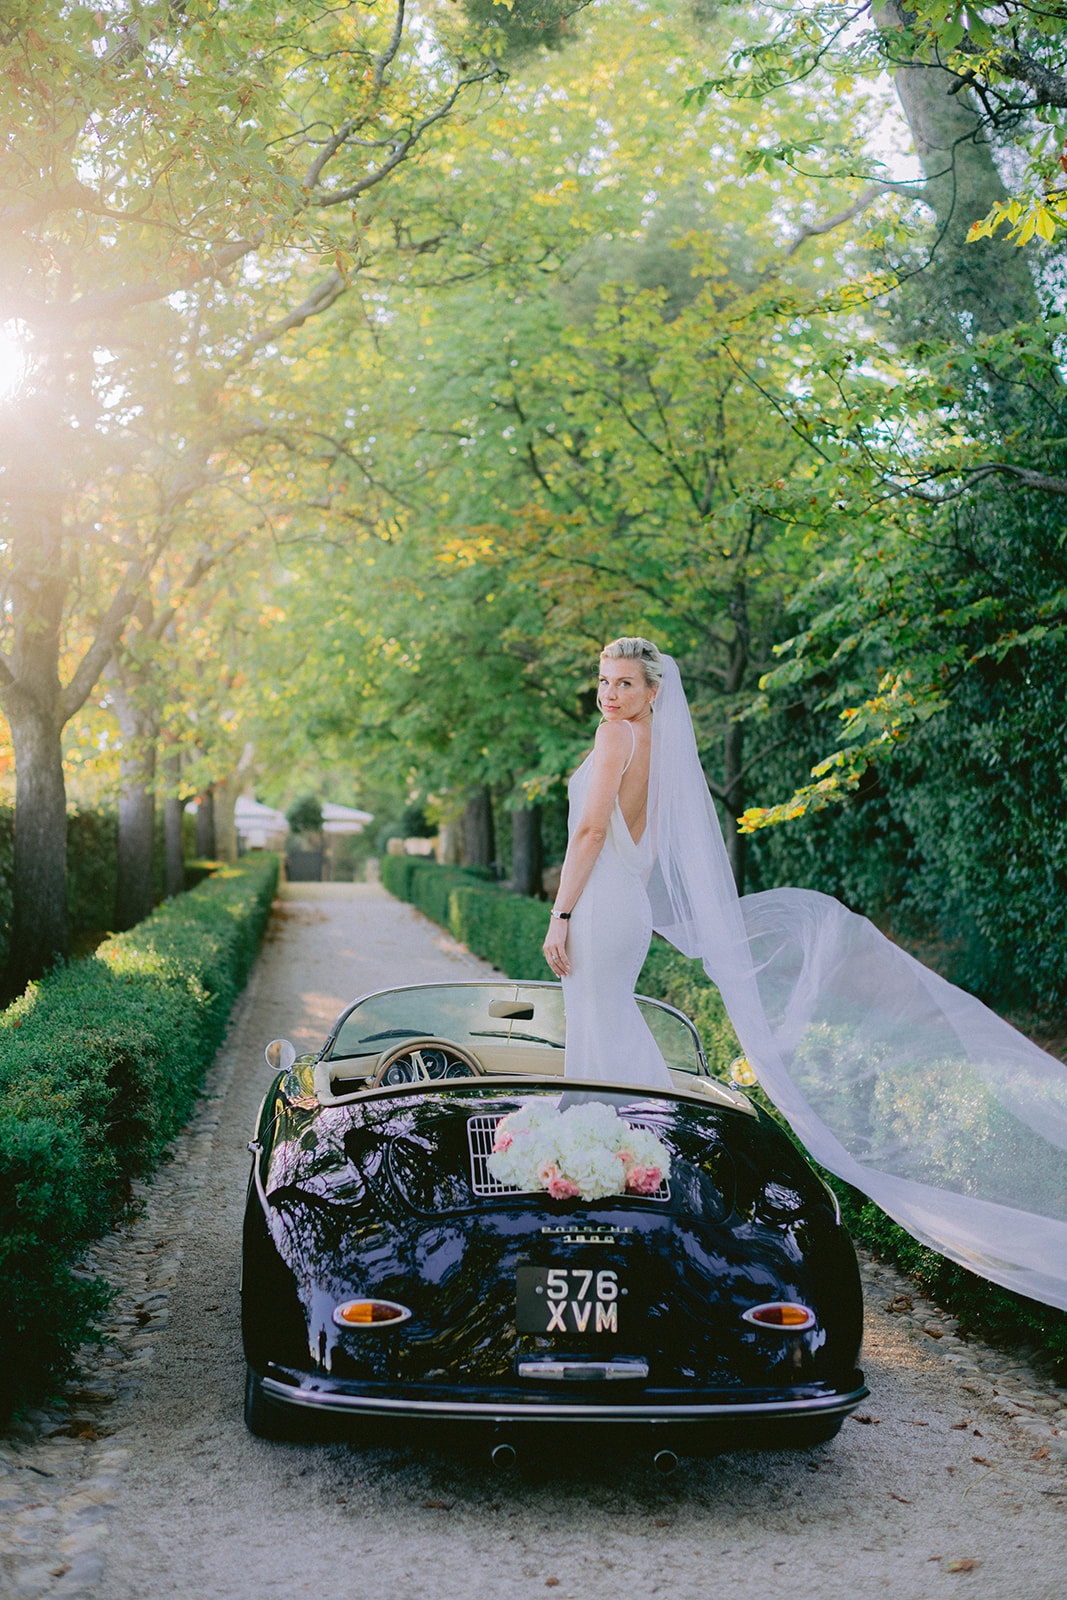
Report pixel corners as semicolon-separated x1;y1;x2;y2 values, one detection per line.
543;915;571;978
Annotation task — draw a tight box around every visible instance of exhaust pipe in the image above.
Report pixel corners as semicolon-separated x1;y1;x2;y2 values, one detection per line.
490;1442;517;1470
652;1449;679;1476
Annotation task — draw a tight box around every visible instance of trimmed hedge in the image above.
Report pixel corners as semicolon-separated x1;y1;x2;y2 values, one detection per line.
381;855;549;979
0;854;278;1419
384;858;1067;1369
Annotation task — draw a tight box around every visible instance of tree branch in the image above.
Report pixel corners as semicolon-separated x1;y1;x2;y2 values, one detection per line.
12;236;262;328
317;67;503;207
884;460;1067;504
221;268;350;376
785;183;893;257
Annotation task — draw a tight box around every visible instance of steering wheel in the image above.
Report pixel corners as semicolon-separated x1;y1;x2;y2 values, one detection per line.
370;1036;485;1088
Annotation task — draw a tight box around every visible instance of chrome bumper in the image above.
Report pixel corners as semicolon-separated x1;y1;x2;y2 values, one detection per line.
260;1371;868;1426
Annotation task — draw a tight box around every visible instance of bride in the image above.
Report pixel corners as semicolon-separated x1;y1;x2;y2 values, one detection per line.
545;635;1067;1314
542;637;673;1089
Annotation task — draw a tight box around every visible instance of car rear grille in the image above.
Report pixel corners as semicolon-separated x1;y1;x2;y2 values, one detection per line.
466;1113;669;1201
467;1114;519;1196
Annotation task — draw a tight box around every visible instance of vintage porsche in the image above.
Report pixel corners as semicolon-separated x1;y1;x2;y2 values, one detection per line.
242;979;867;1458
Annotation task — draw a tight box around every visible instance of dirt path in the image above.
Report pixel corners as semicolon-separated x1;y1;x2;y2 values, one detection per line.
6;885;1067;1600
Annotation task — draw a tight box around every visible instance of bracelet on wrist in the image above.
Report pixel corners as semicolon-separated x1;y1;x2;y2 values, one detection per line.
550;909;571;921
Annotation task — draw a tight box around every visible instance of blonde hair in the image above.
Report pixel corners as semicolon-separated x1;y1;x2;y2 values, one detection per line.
600;635;663;689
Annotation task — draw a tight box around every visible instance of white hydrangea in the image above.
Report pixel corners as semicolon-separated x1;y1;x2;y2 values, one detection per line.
488;1099;671;1202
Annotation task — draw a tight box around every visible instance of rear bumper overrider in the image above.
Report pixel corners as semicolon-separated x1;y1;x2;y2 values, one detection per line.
259;1367;869;1425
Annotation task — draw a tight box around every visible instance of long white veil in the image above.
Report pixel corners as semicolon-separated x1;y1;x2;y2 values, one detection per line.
647;655;1067;1312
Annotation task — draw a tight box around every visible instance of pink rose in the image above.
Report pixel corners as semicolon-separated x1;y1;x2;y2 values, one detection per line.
539;1162;580;1201
494;1129;513;1153
617;1148;634;1165
625;1164;662;1195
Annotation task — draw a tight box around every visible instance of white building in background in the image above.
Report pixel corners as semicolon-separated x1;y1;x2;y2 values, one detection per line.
321;802;373;834
203;794;378;879
234;796;289;852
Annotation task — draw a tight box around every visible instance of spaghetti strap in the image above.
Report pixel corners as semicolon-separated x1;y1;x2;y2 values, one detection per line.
620;719;636;775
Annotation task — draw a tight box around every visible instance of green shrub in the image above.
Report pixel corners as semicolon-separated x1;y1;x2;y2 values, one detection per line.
383;859;1067;1369
0;854;278;1419
382;856;548;979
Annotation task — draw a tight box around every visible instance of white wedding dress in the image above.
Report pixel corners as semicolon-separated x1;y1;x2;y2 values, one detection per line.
644;656;1067;1312
561;728;673;1089
555;654;1067;1312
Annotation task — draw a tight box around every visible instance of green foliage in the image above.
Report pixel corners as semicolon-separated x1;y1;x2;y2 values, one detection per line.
385;859;1067;1365
65;809;119;935
285;795;323;835
0;807;169;983
460;0;580;57
399;802;435;839
637;939;741;1077
0;855;278;1419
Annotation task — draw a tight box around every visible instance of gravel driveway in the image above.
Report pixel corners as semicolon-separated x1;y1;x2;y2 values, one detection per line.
3;883;1065;1600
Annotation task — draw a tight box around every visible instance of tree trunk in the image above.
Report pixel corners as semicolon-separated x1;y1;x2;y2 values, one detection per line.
111;675;158;931
876;1;1039;337
162;752;186;897
164;795;186;896
510;804;544;897
463;787;496;870
2;388;71;990
116;785;156;930
213;783;239;864
213;743;256;865
6;694;68;991
195;789;216;858
438;819;463;865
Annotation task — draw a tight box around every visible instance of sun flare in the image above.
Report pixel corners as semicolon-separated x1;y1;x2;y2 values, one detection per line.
0;324;28;401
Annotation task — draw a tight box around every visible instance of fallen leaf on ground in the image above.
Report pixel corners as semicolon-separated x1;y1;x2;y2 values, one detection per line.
887;1294;914;1313
890;1493;912;1504
946;1558;981;1573
972;1456;991;1466
853;1413;881;1424
546;1579;560;1587
1032;1447;1050;1460
910;1420;929;1426
950;1420;972;1429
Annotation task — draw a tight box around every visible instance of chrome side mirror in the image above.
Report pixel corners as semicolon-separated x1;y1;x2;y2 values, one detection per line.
265;1038;297;1073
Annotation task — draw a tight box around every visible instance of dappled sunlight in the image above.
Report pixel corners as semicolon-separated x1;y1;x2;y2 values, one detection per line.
0;322;27;403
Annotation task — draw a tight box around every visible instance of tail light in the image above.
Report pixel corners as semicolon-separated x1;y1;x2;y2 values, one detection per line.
741;1301;816;1331
332;1299;412;1329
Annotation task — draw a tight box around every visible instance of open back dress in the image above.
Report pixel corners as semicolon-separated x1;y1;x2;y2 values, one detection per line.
560;724;673;1090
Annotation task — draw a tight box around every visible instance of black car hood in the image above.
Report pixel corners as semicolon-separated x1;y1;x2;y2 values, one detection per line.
264;1083;742;1223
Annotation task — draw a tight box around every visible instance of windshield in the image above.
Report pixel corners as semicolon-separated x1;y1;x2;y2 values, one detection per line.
326;982;706;1076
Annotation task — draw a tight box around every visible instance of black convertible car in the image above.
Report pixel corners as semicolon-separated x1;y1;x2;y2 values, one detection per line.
242;980;866;1457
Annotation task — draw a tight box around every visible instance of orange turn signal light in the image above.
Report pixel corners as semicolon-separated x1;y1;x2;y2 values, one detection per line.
741;1301;816;1331
332;1299;412;1330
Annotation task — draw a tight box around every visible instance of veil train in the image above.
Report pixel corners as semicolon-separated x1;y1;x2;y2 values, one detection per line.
646;656;1067;1312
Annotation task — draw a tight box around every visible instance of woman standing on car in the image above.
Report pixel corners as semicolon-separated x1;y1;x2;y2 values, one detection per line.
542;637;674;1089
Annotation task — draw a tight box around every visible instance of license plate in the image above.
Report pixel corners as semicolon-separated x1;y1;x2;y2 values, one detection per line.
516;1265;627;1336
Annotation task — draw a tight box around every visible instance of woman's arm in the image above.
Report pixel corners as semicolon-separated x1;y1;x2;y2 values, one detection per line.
542;721;633;978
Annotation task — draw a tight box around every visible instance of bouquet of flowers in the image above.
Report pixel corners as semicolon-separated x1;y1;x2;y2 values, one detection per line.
488;1099;671;1202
